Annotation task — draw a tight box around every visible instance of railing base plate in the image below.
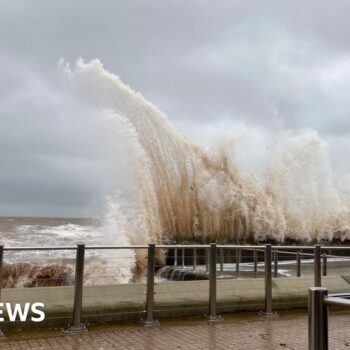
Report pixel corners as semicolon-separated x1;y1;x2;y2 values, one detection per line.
258;311;279;318
64;324;87;334
204;314;224;322
139;319;160;327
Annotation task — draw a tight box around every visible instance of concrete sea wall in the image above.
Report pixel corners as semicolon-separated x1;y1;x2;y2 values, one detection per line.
1;275;349;328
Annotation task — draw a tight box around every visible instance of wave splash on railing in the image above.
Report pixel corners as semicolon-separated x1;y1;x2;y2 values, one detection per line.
5;59;346;286
5;60;350;286
60;58;350;248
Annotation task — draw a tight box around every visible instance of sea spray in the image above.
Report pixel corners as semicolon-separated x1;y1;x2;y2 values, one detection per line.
60;59;350;248
4;59;350;287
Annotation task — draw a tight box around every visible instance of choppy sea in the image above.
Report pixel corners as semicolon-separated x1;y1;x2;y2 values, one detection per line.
0;217;136;286
0;216;102;248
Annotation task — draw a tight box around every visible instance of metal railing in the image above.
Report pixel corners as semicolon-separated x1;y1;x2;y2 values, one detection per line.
308;288;350;350
0;243;349;335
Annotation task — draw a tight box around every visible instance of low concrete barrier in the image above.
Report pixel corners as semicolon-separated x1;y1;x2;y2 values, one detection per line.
1;276;349;328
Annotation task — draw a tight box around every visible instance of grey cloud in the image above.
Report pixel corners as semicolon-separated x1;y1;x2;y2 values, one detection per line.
0;56;134;217
1;0;350;216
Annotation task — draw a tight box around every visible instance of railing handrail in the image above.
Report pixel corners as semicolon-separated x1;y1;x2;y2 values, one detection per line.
156;244;211;249
3;245;149;251
3;244;350;251
275;250;347;259
324;296;350;307
4;246;78;251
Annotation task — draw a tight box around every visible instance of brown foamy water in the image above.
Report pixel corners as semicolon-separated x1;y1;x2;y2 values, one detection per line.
0;217;135;287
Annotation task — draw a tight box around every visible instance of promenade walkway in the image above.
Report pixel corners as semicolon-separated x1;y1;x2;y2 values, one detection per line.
2;309;350;349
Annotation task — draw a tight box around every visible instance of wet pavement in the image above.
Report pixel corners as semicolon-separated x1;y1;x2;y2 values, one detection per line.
1;309;350;349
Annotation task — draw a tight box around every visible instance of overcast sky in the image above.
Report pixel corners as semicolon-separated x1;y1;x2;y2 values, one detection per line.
1;0;350;218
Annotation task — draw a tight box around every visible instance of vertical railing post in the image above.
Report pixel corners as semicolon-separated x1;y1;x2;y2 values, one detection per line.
193;248;197;270
260;244;278;317
206;248;209;272
0;245;4;338
0;245;3;300
141;244;159;326
314;245;322;287
181;248;185;268
274;250;278;278
297;251;301;277
236;248;240;278
308;287;328;350
220;248;224;273
174;247;178;267
69;243;86;332
322;254;327;277
253;249;257;278
205;243;222;321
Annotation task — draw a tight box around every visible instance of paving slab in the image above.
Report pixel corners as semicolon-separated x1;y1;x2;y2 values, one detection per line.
2;309;350;349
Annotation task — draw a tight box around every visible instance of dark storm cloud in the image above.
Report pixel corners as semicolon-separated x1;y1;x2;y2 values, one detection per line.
1;0;350;216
